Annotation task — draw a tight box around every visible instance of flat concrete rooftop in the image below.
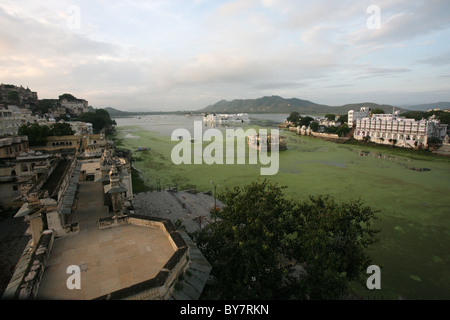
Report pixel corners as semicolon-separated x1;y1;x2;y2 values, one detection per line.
36;164;175;300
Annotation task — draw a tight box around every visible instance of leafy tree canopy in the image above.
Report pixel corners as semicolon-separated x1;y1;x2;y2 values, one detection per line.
325;113;336;121
287;112;301;125
59;93;77;101
336;123;351;137
77;109;115;133
338;114;348;124
309;121;319;132
7;91;20;102
194;180;379;300
286;112;314;127
34;99;56;114
18;122;74;146
371;108;385;115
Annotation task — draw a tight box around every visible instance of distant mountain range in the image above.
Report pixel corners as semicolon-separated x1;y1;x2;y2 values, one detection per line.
200;96;401;115
103;96;450;117
400;102;450;111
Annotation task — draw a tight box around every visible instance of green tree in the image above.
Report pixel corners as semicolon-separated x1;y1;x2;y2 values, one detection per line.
195;180;379;300
59;93;77;101
77;109;115;133
282;195;379;299
336;123;351;137
7;91;20;102
18;123;51;146
287;112;301;126
50;122;74;136
309;121;319;132
195;180;292;299
34;99;56;114
18;122;74;146
299;116;314;127
371;108;385;115
325;126;338;134
325;114;336;121
338;114;348;124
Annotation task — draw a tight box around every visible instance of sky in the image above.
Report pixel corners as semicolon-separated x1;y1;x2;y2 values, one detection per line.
1;0;450;112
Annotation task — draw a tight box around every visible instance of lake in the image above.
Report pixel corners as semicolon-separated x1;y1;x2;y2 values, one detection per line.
113;114;450;300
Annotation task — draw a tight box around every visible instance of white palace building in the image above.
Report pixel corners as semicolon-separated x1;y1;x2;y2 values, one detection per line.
203;113;250;124
352;108;448;149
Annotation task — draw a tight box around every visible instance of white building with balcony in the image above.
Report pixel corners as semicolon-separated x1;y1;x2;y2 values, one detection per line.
354;112;448;148
348;107;371;126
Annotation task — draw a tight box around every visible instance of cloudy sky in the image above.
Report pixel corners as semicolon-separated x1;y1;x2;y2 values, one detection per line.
1;0;450;111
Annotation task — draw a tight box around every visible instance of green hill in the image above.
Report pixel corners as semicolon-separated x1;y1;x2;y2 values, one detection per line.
200;96;401;115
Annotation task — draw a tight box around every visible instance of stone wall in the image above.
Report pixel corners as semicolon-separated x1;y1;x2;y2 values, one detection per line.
5;230;54;299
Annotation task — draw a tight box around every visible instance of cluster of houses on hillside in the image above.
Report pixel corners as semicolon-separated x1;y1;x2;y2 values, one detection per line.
0;84;213;301
0;84;90;136
0;123;211;300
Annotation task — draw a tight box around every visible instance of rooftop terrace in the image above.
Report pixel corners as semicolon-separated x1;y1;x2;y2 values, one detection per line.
36;172;176;299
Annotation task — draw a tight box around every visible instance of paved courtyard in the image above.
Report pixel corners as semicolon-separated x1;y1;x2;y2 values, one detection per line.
36;178;175;300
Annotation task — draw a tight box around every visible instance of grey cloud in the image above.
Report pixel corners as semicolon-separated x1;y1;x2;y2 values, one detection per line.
418;52;450;66
0;7;119;57
350;0;450;46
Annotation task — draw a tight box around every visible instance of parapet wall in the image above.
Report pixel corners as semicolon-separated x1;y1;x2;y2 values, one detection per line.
96;214;189;300
5;230;55;300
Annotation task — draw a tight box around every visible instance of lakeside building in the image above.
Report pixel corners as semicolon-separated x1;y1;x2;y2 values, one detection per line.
318;118;341;128
203;113;250;124
348;107;371;126
248;133;287;151
353;112;448;149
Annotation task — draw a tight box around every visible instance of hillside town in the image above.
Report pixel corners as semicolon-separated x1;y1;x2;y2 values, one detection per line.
0;84;215;300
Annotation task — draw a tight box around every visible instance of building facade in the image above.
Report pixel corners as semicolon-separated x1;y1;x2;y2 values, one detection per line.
0;84;38;108
203;113;250;124
348;107;371;126
60;98;89;116
354;112;448;148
